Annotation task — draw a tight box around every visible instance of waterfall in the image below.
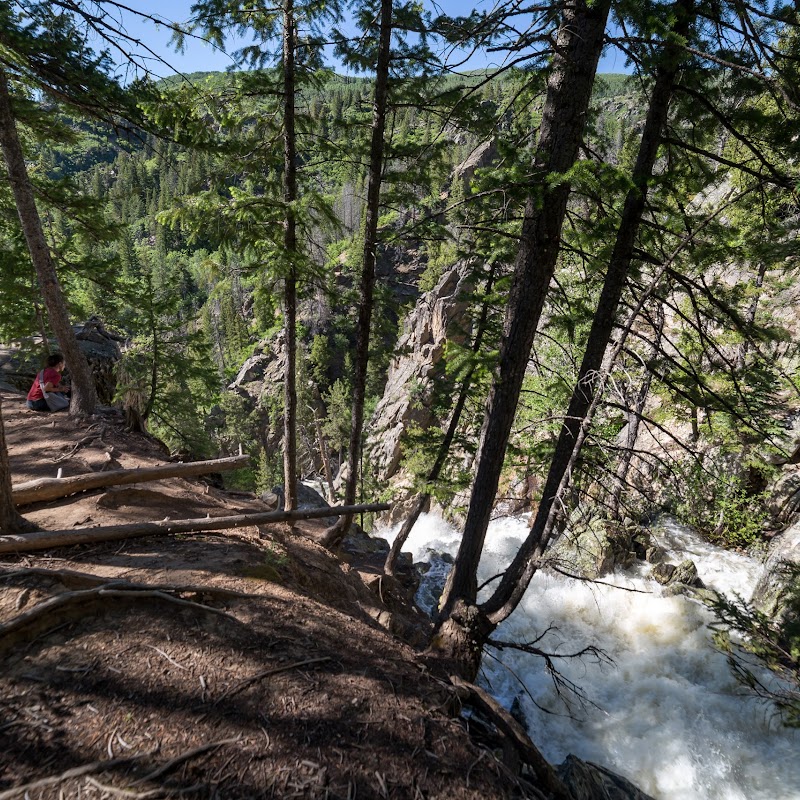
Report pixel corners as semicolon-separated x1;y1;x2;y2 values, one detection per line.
381;514;800;800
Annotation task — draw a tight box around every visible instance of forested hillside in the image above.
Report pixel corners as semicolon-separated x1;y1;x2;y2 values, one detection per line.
2;0;800;785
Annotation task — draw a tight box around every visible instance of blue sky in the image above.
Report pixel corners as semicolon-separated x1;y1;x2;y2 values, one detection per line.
106;1;630;79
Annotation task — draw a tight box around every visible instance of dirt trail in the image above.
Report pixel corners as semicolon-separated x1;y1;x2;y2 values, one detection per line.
0;388;531;799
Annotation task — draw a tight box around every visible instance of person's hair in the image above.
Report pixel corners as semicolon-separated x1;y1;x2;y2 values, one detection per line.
46;353;64;368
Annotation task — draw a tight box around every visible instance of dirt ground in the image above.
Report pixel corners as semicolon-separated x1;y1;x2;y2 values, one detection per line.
0;389;544;799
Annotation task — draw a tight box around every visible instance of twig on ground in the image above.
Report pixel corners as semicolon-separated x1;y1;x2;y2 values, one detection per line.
85;777;163;799
145;645;190;671
212;657;331;707
131;738;241;785
52;430;104;463
0;754;152;800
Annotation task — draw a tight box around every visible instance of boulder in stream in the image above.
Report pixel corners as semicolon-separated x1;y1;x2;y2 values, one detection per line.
651;558;705;590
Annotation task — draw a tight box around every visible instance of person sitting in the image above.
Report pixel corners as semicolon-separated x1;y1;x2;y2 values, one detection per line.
27;353;70;412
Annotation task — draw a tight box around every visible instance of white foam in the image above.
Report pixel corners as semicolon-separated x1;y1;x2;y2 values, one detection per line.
379;513;800;800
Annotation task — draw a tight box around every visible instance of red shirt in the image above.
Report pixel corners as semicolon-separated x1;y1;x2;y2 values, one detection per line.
27;367;62;402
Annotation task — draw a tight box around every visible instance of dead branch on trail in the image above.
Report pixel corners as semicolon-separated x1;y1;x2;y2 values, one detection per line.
0;566;258;599
11;453;251;506
0;502;391;554
0;584;242;655
211;657;331;706
449;675;573;800
131;738;241;785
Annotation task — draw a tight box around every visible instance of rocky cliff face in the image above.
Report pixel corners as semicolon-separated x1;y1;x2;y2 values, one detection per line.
365;262;473;483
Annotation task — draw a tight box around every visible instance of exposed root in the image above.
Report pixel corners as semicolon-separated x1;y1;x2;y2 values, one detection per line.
0;753;152;800
132;738;241;785
0;566;258;600
449;675;572;800
0;584;243;656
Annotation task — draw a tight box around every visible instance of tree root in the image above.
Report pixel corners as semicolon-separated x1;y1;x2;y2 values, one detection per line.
0;583;244;656
132;737;241;785
449;675;573;800
0;753;151;800
0;739;239;800
0;566;259;600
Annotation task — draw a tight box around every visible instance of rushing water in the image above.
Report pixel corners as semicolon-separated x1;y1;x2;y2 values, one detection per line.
380;514;800;800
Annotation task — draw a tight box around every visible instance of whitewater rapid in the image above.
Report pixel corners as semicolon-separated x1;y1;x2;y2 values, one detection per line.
380;513;800;800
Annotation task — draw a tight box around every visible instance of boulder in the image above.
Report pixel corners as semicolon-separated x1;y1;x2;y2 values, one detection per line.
452;139;497;190
651;562;676;584
0;318;121;403
547;517;643;579
74;317;123;404
557;755;656;800
752;520;800;625
767;467;800;528
269;482;337;518
651;559;705;590
228;331;286;394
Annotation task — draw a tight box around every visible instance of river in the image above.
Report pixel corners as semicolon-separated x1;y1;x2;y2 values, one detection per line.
381;513;800;800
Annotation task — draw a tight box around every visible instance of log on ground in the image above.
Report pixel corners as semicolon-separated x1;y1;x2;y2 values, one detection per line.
0;503;391;554
12;454;251;506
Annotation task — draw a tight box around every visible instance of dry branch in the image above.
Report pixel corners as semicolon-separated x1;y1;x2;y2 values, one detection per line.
0;754;151;800
0;503;390;554
212;657;331;706
11;453;251;506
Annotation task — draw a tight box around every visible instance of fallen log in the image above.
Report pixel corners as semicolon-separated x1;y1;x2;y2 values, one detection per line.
0;502;391;554
12;454;251;507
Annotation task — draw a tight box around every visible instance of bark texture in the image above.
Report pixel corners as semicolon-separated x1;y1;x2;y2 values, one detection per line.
282;0;298;512
323;0;393;549
0;68;97;415
0;397;38;534
482;0;694;624
0;503;391;555
12;454;250;506
439;0;612;618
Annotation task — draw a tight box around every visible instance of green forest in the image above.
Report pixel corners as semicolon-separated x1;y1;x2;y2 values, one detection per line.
2;0;800;781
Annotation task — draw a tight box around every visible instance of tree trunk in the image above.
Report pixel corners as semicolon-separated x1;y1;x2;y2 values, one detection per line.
438;0;612;624
608;306;664;520
282;0;298;512
0;502;391;555
0;397;38;534
480;0;694;625
0;68;97;416
736;261;767;371
322;0;393;549
310;387;335;503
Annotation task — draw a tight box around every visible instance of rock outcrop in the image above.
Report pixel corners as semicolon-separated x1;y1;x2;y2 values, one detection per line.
366;262;473;481
753;519;800;624
547;516;650;579
0;317;122;404
557;755;656;800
